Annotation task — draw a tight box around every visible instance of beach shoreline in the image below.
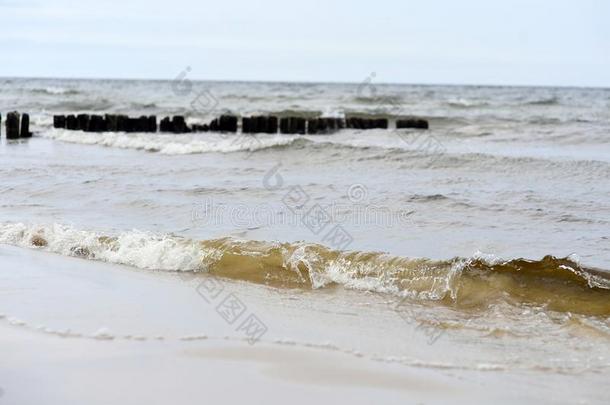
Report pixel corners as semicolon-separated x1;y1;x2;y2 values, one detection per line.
1;244;608;404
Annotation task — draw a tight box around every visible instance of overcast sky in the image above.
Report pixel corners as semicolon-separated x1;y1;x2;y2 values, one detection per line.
1;0;608;87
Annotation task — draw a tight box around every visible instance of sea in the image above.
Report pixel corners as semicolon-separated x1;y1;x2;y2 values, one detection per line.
1;77;609;376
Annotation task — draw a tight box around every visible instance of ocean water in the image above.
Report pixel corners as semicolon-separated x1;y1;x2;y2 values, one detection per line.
1;77;610;373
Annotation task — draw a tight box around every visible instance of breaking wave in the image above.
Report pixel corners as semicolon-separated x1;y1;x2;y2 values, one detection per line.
2;222;610;317
352;95;404;105
49;98;115;111
445;98;490;108
30;87;81;96
525;97;560;106
39;129;610;180
270;109;323;118
42;129;303;154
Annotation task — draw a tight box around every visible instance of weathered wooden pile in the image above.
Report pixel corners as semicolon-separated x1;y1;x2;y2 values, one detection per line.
53;114;158;133
1;112;32;139
396;118;429;129
345;117;388;129
243;116;279;134
51;113;429;134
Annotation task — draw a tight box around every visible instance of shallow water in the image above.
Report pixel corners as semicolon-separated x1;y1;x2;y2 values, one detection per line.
1;78;609;374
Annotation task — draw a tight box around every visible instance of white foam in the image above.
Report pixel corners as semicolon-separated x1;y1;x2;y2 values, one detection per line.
0;222;204;272
42;129;300;155
92;327;114;340
45;86;71;95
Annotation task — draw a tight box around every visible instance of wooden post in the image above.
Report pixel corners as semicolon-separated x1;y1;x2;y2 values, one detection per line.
171;116;188;133
279;117;290;134
120;116;130;132
318;118;328;133
267;116;278;134
255;116;267;133
296;117;306;134
76;114;90;131
86;115;105;132
209;118;219;132
160;117;171;132
148;116;157;132
20;113;32;137
53;115;66;129
219;115;238;132
289;117;298;134
105;114;118;132
396;118;429;129
66;115;78;130
6;112;20;139
136;116;149;132
126;118;138;133
242;117;252;133
307;118;318;134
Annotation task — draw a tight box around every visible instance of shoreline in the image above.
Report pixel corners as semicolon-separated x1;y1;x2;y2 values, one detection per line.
1;244;609;404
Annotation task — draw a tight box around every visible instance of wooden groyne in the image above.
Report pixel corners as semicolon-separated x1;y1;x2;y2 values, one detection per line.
2;112;429;138
52;114;428;134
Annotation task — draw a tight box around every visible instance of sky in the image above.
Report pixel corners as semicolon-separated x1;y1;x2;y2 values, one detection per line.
1;0;609;87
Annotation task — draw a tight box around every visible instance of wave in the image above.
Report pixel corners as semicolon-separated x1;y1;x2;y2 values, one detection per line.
342;111;401;120
525;97;560;106
271;109;323;118
128;102;160;110
445;98;490;108
1;222;610;317
406;194;449;202
42;129;303;154
352;95;404;105
40;129;610;178
526;116;562;125
30;87;81;96
49;98;115;111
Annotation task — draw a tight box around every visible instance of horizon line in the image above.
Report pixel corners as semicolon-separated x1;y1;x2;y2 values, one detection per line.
1;74;608;91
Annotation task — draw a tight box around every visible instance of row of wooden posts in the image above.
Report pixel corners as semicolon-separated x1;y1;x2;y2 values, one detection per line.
2;112;429;138
0;112;32;139
51;113;429;134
